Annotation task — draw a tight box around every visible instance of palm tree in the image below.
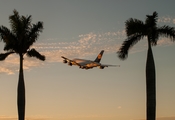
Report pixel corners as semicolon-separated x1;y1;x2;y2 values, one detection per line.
0;10;45;120
117;12;175;120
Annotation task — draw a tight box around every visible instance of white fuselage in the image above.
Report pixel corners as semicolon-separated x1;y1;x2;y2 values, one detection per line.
72;58;100;67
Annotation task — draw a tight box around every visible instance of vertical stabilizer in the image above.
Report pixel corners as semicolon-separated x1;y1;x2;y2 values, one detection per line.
94;50;104;63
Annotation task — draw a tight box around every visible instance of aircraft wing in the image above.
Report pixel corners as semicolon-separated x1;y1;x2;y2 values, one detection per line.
61;56;81;66
61;56;72;62
97;64;120;69
101;64;120;67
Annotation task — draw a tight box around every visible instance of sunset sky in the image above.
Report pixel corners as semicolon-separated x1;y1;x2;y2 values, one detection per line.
0;0;175;120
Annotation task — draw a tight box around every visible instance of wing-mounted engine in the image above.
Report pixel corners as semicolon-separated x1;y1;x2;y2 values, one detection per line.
68;62;72;66
99;66;104;69
79;66;92;69
79;66;85;69
63;60;67;63
62;59;72;66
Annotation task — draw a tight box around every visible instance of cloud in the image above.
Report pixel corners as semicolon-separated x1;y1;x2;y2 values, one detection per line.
0;55;18;75
0;67;15;75
0;29;174;75
158;16;172;23
0;30;124;75
157;38;173;46
0;52;45;75
158;16;175;24
33;31;125;63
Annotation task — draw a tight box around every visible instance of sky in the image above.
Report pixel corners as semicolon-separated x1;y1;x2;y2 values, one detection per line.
0;0;175;120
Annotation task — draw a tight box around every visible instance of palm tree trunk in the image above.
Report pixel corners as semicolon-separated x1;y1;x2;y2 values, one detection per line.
17;54;25;120
146;39;156;120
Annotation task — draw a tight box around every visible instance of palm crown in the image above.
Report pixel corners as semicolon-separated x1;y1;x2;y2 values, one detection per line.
0;9;45;60
118;11;175;59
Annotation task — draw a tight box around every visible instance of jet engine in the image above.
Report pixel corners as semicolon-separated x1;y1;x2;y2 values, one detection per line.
68;62;72;66
63;60;67;63
99;66;104;69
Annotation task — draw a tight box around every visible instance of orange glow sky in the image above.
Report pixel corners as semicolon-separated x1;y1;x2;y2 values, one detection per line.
0;1;175;120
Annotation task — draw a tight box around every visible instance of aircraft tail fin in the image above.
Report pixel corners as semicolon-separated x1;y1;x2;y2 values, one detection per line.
94;50;104;63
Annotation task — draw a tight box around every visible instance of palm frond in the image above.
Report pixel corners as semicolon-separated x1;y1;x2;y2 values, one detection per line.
27;21;43;47
158;25;175;41
0;26;17;51
117;34;144;60
21;15;32;35
146;11;158;27
125;18;145;36
152;11;158;18
150;27;159;46
9;9;21;36
0;51;14;61
26;48;45;61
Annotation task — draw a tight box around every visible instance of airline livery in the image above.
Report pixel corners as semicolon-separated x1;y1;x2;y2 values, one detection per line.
61;50;119;69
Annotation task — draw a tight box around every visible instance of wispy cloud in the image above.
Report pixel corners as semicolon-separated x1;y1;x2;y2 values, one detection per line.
158;16;175;24
0;53;44;75
0;30;125;75
0;28;174;75
0;66;15;75
34;31;125;62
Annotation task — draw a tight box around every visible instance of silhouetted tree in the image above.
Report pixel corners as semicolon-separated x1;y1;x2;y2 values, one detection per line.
117;12;175;120
0;9;45;120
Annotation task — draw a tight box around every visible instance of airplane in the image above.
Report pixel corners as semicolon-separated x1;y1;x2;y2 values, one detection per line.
61;50;120;69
